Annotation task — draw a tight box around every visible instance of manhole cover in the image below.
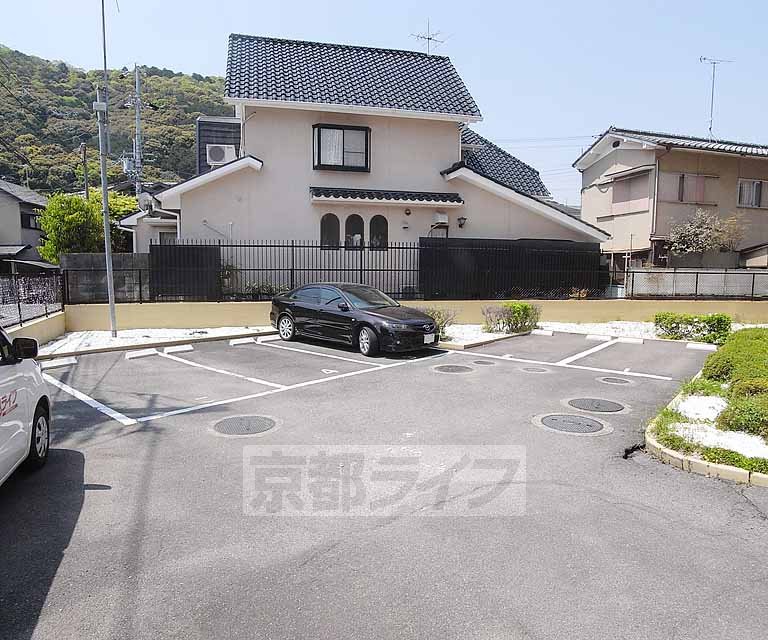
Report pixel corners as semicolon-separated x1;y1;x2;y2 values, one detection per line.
472;360;496;366
599;376;631;385
214;415;276;436
522;366;549;373
540;414;604;433
568;398;625;413
433;364;474;374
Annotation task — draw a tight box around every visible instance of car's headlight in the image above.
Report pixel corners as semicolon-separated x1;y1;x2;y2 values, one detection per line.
386;322;411;331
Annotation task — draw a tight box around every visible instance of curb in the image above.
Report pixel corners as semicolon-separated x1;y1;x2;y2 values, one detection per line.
438;331;530;351
37;329;278;361
644;396;768;487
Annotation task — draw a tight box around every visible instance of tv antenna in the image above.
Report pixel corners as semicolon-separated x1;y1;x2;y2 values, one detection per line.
411;19;445;55
699;56;732;139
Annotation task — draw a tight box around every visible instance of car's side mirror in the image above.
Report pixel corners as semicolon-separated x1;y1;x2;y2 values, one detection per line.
338;302;350;312
12;337;38;360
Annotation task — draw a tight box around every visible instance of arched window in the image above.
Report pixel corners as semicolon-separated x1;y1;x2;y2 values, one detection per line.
369;215;388;249
345;214;364;249
320;213;340;248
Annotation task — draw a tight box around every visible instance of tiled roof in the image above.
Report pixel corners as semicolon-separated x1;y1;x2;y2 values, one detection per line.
458;128;550;197
226;34;481;119
592;127;768;160
310;186;463;204
534;198;581;219
0;179;47;207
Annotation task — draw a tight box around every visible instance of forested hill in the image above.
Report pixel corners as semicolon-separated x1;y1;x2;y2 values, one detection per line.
0;44;230;193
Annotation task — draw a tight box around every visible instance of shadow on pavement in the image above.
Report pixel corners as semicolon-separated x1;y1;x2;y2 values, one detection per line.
0;449;85;640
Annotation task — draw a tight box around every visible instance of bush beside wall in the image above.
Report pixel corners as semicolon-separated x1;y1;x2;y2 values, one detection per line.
481;302;541;334
654;312;731;344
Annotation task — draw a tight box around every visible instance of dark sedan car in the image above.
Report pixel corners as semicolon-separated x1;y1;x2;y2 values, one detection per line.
270;283;437;356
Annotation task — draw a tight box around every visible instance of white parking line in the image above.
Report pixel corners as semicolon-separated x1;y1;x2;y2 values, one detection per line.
454;350;672;381
157;352;287;389
43;373;138;426
258;341;387;367
556;339;620;365
40;356;77;370
136;350;449;424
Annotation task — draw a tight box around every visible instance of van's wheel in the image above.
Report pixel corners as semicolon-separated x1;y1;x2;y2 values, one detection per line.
278;315;296;341
358;326;379;357
23;403;49;470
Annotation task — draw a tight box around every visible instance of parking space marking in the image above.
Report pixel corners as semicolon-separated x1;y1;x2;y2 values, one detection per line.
135;351;448;424
43;373;138;426
556;338;620;365
157;352;287;389
455;350;672;381
258;341;387;367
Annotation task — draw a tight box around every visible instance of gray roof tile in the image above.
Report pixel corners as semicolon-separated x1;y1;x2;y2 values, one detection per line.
310;186;463;204
454;128;550;197
226;34;481;118
0;179;47;207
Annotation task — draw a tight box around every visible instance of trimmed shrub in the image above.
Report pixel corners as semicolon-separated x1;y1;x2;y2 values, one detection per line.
416;307;457;340
701;328;768;383
730;378;768;399
716;394;768;439
681;377;727;397
653;312;731;344
482;302;541;334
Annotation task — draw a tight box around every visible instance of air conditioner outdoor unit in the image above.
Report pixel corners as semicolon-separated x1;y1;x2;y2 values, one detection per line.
206;144;237;166
432;211;449;227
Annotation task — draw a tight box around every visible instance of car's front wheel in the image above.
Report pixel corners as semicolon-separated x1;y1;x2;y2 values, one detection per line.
23;403;49;470
358;326;379;357
278;314;296;341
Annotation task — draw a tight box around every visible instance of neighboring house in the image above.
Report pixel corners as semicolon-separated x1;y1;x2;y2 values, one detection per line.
125;34;608;252
0;180;48;272
575;126;768;267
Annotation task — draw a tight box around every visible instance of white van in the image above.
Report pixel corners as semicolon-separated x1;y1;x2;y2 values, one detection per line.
0;327;51;487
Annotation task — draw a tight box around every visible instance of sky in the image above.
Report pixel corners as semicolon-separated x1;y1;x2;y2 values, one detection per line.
2;0;767;205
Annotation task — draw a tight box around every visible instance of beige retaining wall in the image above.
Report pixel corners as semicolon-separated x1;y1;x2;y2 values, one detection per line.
6;312;66;344
61;299;768;332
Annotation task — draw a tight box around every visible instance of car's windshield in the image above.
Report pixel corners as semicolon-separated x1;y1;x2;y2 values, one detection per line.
342;286;399;309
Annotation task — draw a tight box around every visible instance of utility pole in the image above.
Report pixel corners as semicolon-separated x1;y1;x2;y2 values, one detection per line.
699;56;732;140
97;1;117;337
80;143;89;199
101;0;111;154
133;64;143;197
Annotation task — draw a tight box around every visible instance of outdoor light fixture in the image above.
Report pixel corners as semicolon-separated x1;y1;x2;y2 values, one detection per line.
404;208;411;216
457;216;467;228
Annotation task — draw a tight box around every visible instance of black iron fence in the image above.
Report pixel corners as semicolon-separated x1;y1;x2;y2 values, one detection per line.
0;272;63;328
63;238;608;303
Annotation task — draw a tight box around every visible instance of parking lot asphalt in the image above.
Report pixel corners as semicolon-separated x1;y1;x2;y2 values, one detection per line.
2;332;767;640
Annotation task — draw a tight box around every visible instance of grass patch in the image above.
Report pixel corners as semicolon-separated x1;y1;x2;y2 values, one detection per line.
681;377;727;397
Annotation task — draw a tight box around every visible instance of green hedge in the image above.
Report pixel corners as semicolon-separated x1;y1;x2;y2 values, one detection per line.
717;395;768;439
701;328;768;383
482;302;541;334
653;312;731;344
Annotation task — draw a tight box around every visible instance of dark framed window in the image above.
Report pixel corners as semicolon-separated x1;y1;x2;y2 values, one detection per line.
158;231;176;245
320;213;340;249
313;124;370;172
291;286;322;304
369;215;388;249
20;212;41;230
319;287;343;306
345;214;364;249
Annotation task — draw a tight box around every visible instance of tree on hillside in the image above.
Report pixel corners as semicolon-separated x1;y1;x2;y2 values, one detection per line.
39;192;137;263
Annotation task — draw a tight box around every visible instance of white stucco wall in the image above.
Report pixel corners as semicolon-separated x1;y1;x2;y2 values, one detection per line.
0;191;21;245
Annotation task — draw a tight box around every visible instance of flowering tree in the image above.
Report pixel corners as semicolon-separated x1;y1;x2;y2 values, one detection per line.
668;209;725;254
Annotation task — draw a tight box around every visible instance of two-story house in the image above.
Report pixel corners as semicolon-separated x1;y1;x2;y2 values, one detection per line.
0;179;48;273
125;34;608;252
575;127;768;267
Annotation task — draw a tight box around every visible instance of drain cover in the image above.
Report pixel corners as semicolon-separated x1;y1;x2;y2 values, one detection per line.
599;376;631;385
472;360;496;366
214;415;276;435
568;398;625;413
540;414;604;433
522;366;549;373
434;364;474;374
